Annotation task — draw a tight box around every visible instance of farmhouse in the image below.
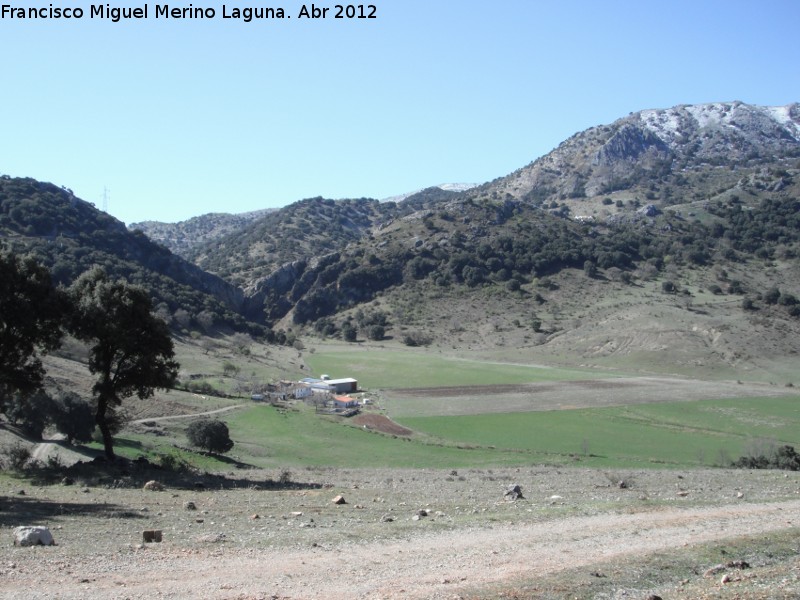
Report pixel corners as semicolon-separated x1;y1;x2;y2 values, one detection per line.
333;395;359;410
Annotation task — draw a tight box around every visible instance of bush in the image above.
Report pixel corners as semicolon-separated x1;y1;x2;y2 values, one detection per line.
186;419;234;454
341;322;357;342
50;391;95;444
156;452;189;472
402;331;432;347
733;444;800;471
1;442;32;471
365;324;385;341
3;391;55;440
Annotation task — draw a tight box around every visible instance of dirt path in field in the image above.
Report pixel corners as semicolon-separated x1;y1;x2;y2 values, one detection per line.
9;500;800;599
130;403;246;424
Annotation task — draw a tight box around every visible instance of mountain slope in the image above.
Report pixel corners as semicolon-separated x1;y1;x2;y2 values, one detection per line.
129;209;275;259
0;176;254;334
474;101;800;207
187;196;400;290
226;102;800;378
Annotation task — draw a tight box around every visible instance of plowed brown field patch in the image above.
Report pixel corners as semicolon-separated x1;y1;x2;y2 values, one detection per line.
352;413;413;436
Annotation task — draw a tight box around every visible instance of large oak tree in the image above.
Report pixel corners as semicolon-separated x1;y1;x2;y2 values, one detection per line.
0;251;65;407
68;267;179;459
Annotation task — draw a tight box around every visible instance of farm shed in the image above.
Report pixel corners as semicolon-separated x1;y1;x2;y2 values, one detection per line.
299;377;335;393
326;378;358;393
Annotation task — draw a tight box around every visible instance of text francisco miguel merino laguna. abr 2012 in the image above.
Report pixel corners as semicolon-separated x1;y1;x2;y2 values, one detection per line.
1;3;378;22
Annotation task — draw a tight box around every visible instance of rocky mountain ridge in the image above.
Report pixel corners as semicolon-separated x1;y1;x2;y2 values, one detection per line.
480;101;800;204
129;208;276;259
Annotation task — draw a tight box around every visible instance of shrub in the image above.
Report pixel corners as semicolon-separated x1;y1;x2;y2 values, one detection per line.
733;444;800;471
50;391;95;444
186;419;234;454
341;322;357;342
3;391;54;440
1;442;32;471
365;324;385;341
156;452;189;472
402;331;432;347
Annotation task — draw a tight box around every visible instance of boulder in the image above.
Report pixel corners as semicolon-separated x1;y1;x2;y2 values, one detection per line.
142;530;163;543
504;484;524;500
331;495;346;505
13;526;55;547
143;480;164;492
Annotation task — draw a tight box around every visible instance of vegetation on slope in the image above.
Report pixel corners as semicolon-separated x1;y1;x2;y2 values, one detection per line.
0;176;258;335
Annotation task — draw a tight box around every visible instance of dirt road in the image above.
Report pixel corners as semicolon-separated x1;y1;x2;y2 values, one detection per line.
5;499;799;599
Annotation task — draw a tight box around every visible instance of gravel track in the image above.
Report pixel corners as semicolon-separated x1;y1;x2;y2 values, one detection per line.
3;467;799;599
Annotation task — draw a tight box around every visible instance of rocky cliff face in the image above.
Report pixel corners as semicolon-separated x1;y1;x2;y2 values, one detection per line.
491;102;800;202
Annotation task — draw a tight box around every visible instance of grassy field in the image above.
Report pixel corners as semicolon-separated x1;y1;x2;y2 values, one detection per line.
41;341;797;472
109;403;543;470
305;347;609;389
100;394;800;471
398;395;800;468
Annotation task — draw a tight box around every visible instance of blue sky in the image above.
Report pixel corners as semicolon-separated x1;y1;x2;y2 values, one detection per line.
2;0;799;224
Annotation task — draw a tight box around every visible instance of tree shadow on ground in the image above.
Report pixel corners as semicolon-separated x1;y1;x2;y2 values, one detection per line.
15;458;325;493
0;494;147;527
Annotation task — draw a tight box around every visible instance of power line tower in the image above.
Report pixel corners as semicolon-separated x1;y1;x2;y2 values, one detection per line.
102;187;110;213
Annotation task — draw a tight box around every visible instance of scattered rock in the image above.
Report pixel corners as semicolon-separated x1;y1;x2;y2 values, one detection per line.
13;526;55;547
504;484;524;500
416;508;429;517
381;515;395;523
142;530;162;543
250;514;260;520
727;560;750;569
721;573;731;584
645;595;663;600
143;480;164;492
331;495;346;505
184;501;197;511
